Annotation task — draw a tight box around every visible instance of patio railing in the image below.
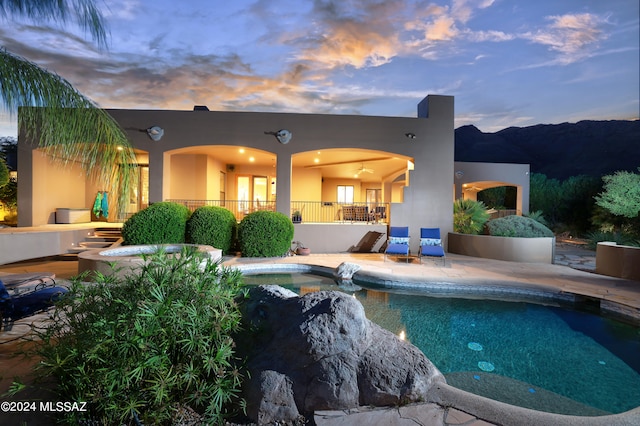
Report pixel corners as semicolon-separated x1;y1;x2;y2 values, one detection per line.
167;199;389;224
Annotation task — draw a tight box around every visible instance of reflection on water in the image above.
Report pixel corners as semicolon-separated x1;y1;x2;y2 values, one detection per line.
241;273;640;415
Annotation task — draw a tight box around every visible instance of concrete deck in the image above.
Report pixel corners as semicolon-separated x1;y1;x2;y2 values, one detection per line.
1;240;639;425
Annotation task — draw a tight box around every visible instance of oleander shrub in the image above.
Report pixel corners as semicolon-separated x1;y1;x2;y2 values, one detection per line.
122;202;190;245
487;215;554;238
30;248;246;425
453;199;490;234
238;210;294;257
187;206;237;254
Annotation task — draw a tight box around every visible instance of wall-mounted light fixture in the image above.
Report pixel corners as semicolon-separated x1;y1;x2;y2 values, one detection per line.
146;126;164;141
265;129;292;144
405;132;416;139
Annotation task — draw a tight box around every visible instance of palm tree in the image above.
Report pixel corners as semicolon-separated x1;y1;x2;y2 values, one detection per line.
0;0;137;219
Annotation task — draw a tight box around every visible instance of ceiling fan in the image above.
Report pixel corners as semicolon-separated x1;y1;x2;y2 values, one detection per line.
354;163;374;176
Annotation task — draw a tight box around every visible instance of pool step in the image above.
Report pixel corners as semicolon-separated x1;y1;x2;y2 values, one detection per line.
64;227;122;258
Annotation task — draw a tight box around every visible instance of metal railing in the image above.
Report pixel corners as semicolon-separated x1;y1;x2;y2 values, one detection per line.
168;199;389;224
488;209;521;219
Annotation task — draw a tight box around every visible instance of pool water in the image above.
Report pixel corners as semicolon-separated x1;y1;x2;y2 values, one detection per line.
242;273;640;416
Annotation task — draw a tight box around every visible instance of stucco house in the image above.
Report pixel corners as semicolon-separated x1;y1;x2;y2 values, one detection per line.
16;94;529;254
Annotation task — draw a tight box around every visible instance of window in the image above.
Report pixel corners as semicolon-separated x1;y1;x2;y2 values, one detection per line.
337;185;354;203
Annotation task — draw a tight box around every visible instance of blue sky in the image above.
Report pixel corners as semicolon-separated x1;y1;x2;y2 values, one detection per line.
1;0;638;136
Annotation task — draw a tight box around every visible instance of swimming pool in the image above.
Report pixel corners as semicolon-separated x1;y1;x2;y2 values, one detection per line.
241;272;640;416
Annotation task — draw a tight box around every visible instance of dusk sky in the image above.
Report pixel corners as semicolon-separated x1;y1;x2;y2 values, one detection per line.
1;0;638;137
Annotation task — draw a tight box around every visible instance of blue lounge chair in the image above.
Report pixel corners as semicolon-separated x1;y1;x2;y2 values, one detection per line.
419;228;445;265
1;279;68;331
384;226;411;262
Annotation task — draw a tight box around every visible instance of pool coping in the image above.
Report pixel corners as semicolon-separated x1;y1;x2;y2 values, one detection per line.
235;262;640;325
233;262;640;426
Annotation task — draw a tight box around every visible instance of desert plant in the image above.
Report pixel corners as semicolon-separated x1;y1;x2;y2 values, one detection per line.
585;231;639;250
453;199;490;234
238;210;294;257
486;215;554;238
122;202;191;245
29;248;246;425
187;206;237;254
524;210;548;227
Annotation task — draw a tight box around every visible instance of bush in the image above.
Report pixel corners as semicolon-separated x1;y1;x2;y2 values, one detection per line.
122;202;191;245
187;206;237;254
487;215;554;238
238;210;294;257
30;249;246;425
453;199;490;234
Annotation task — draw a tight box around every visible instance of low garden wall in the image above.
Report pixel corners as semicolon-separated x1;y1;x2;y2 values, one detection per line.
447;232;555;263
596;242;640;281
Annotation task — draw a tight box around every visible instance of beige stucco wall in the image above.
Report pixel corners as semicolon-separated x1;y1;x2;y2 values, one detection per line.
448;232;555;263
30;150;87;225
453;161;530;214
293;223;387;253
17;95;455;255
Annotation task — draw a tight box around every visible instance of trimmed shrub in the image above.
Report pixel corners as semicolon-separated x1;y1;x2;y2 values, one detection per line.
122;202;190;245
453;199;490;234
187;206;237;254
30;249;245;425
238;210;294;257
487;215;554;238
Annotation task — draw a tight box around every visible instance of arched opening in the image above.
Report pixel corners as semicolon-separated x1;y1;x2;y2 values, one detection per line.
291;148;413;223
164;145;277;220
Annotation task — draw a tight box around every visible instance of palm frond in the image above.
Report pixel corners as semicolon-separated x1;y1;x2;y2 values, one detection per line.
0;49;137;218
0;0;108;47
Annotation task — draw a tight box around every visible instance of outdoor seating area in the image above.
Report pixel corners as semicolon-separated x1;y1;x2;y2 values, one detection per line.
384;226;411;262
384;226;446;264
419;228;446;265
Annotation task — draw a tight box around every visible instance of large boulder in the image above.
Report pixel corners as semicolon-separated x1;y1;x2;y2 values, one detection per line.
235;285;445;423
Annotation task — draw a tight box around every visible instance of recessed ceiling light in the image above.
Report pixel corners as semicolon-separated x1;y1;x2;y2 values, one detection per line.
249;157;255;162
314;158;319;163
239;148;245;153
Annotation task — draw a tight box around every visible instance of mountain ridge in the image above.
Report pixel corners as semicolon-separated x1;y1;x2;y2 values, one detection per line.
454;120;640;180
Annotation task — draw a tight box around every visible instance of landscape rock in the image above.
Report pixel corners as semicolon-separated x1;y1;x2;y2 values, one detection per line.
234;285;445;423
333;262;361;280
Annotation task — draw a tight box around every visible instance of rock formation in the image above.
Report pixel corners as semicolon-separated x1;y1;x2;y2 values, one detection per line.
234;285;445;424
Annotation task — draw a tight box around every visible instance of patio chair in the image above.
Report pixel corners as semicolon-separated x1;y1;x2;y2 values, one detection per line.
0;279;68;332
384;226;411;262
419;228;445;265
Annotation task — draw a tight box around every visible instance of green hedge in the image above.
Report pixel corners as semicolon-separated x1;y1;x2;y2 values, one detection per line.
122;202;191;245
186;206;237;254
238;210;293;257
487;215;554;238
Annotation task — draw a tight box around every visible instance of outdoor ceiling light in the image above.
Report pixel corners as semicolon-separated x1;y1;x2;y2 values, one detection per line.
146;126;164;141
405;132;416;139
264;129;292;144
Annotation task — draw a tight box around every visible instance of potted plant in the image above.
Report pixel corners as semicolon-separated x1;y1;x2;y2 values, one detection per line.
291;210;302;223
293;240;310;256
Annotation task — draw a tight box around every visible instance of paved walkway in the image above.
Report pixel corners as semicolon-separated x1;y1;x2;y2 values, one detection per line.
1;243;639;426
